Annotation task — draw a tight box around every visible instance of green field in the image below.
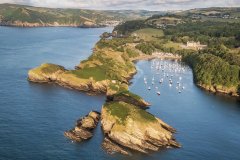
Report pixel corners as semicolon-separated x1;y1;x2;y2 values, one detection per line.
133;28;164;41
69;67;106;81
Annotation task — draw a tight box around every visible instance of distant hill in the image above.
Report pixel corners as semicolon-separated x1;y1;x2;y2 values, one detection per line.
175;7;240;23
0;3;164;27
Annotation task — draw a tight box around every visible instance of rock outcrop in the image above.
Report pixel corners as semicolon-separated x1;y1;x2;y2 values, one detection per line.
101;101;180;154
102;137;130;155
64;111;100;142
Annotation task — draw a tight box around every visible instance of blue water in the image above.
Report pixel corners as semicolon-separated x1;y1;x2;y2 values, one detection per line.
0;27;240;160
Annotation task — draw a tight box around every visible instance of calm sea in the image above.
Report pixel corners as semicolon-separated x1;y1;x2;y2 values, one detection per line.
0;26;239;160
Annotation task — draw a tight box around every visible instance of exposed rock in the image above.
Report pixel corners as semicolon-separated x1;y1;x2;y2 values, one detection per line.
101;101;180;154
102;137;130;155
64;111;100;142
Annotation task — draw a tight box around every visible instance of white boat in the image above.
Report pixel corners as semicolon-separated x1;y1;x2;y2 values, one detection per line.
148;86;151;90
157;91;161;95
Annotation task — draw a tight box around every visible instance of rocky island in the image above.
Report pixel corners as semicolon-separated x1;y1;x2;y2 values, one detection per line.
64;111;100;142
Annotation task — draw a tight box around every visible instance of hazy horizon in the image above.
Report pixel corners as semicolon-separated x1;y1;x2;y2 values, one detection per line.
0;0;239;11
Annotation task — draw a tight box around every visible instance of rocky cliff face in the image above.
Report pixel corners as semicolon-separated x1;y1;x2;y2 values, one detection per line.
64;111;100;142
101;101;180;154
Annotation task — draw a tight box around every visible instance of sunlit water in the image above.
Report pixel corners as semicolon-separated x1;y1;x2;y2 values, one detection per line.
0;27;239;160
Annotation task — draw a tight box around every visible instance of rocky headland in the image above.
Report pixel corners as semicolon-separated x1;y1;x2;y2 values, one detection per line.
28;35;181;155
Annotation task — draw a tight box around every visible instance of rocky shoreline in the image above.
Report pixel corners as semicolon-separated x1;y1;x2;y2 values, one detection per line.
197;83;239;98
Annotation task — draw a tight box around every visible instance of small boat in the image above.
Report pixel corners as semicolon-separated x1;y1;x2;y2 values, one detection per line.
148;86;151;90
157;91;161;95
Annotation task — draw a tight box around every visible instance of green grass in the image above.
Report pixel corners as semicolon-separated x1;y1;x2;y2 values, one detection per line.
105;102;130;124
69;67;106;81
133;28;164;41
104;101;156;125
137;109;156;122
115;90;142;101
40;63;65;74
